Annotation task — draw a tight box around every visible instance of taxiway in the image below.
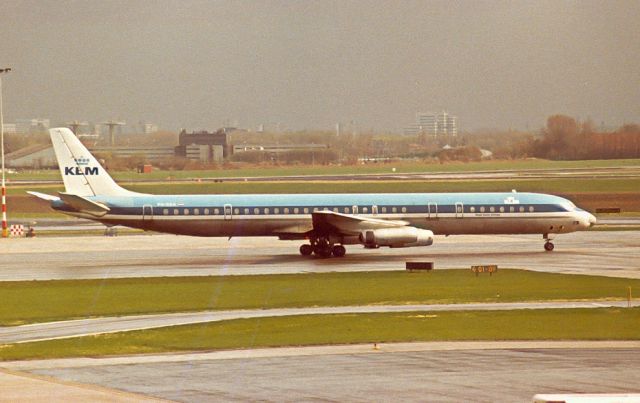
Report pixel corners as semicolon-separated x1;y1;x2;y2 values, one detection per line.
1;231;639;281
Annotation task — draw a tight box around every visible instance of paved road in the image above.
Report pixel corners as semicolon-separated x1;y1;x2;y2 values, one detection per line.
1;231;639;281
5;342;639;402
4;301;638;344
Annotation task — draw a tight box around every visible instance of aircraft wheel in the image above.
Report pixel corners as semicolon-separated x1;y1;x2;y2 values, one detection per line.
314;246;332;258
300;244;313;256
331;245;346;257
544;241;554;252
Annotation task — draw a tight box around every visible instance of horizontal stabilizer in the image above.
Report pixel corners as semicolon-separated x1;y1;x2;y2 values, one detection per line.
58;193;110;217
27;191;60;202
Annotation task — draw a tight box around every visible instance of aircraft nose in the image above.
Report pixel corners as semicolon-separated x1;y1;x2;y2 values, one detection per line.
588;213;597;227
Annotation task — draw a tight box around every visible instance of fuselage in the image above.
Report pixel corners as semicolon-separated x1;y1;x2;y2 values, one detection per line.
52;191;596;238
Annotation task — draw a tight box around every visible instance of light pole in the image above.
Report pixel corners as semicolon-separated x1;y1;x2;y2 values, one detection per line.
0;67;11;238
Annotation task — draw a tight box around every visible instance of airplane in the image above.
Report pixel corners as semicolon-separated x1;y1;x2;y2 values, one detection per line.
29;128;596;258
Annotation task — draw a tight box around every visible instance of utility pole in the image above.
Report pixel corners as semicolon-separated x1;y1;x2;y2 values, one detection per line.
0;67;12;238
66;120;88;135
100;120;125;146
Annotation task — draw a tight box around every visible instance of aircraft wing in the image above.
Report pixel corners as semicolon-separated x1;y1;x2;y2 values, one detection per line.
311;210;409;235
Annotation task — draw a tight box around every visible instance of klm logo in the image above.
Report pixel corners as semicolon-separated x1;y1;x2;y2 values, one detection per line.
65;156;98;175
65;166;99;175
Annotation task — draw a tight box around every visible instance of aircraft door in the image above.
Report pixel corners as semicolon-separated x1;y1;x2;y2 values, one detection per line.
455;202;464;218
428;202;438;219
223;204;232;220
352;205;358;214
142;205;153;221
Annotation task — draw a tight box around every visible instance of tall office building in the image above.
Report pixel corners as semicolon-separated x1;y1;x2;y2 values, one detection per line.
404;111;457;136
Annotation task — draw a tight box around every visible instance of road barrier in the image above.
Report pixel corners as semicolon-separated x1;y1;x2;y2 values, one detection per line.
406;261;434;271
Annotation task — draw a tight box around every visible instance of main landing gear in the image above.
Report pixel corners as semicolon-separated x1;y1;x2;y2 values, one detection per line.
299;237;346;258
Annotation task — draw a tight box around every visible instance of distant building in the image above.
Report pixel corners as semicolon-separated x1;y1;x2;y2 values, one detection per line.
1;123;16;134
15;118;50;134
231;144;328;154
141;122;159;134
404;111;457;136
175;129;230;162
6;144;57;168
89;146;175;162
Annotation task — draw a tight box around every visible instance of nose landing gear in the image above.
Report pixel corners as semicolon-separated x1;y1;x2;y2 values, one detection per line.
543;233;555;252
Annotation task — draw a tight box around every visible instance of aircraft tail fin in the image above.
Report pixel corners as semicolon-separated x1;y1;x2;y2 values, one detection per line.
49;127;139;197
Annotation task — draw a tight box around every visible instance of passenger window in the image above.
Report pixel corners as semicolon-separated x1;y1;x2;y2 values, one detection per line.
284;208;289;214
480;207;485;213
264;208;270;214
509;206;514;213
204;208;209;215
184;209;190;215
294;208;299;214
344;207;349;213
499;207;504;213
401;207;407;213
381;207;387;213
234;208;239;215
194;208;200;215
519;206;525;213
174;209;179;215
392;207;397;213
333;208;338;212
529;206;535;212
313;207;319;212
470;207;475;213
489;207;495;213
363;207;368;213
254;208;259;214
274;208;280;214
244;208;249;214
214;208;219;215
163;209;168;215
304;208;309;213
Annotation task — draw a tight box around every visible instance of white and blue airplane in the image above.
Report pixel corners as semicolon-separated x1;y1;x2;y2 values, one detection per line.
29;128;596;257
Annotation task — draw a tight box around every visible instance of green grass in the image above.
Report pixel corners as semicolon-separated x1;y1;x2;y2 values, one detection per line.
1;308;638;360
10;177;640;196
1;270;638;326
8;158;640;181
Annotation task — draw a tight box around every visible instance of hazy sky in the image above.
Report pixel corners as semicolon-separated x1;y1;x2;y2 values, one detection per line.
1;0;639;132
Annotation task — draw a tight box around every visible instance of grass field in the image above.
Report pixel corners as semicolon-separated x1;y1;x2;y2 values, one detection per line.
1;308;637;361
1;270;638;326
8;158;640;182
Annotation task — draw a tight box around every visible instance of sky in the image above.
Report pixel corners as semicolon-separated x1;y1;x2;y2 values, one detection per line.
1;0;639;132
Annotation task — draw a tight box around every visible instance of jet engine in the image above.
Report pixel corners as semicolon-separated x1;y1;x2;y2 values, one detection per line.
359;227;434;248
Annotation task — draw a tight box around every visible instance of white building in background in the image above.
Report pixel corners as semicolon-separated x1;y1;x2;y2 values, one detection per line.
15;118;50;134
1;123;16;134
404;111;457;136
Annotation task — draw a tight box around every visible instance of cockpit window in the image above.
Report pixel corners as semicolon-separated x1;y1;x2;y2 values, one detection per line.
561;201;576;211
